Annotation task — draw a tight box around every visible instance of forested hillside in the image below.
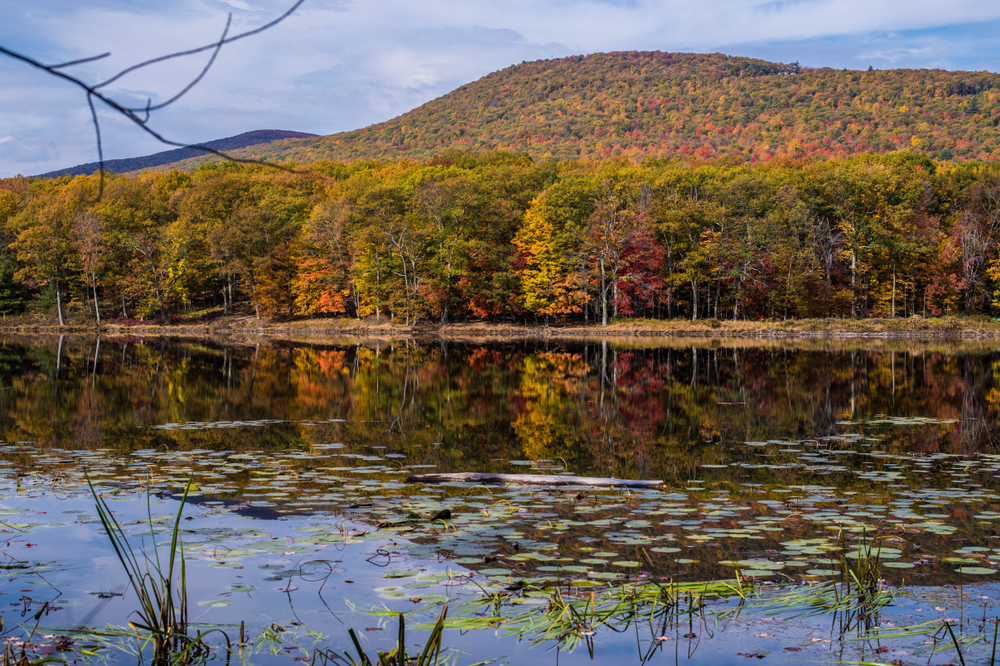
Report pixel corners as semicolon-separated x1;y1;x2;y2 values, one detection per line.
4;151;1000;326
165;52;1000;169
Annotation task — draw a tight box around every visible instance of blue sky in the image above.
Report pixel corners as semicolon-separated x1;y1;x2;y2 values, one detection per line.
3;0;1000;176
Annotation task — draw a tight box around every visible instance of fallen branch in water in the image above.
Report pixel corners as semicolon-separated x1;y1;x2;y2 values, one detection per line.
405;473;664;489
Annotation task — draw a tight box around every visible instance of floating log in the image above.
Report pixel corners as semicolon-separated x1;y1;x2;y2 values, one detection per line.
405;472;664;489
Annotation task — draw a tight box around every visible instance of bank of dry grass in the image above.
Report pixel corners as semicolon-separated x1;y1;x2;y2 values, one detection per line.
3;311;1000;341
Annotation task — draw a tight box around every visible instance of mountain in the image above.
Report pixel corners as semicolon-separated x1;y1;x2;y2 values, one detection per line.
47;52;1000;174
37;129;317;178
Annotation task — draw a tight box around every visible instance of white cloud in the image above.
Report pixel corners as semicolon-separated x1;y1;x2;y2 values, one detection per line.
3;0;1000;176
217;0;254;10
858;46;935;65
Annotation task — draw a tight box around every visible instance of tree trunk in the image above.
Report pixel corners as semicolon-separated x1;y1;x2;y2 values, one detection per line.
600;257;608;326
441;259;451;325
612;280;618;320
784;259;794;320
691;277;698;321
84;280;93;318
406;472;664;489
891;255;897;318
850;249;858;319
249;271;260;320
398;247;410;326
154;284;170;325
826;263;833;318
714;268;721;319
55;281;65;327
862;271;870;318
91;271;101;325
666;244;674;319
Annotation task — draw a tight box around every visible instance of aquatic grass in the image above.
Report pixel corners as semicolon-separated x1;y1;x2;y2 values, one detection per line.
368;577;753;654
0;602;72;666
944;620;967;666
86;474;224;666
992;615;999;666
370;557;903;658
1;640;67;666
329;606;493;666
835;529;891;631
729;542;892;639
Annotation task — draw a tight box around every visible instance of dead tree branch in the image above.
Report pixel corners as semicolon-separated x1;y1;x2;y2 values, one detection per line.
0;0;305;196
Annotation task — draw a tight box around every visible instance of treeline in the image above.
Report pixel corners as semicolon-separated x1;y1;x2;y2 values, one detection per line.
3;150;1000;325
202;52;1000;168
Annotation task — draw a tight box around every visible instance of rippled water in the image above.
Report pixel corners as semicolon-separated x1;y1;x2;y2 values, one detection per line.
3;335;1000;665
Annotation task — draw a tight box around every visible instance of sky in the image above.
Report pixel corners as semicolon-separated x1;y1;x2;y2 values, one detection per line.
4;0;1000;177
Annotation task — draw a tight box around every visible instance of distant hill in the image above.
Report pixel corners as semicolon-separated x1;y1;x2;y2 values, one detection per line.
166;52;1000;167
37;129;317;178
49;52;1000;173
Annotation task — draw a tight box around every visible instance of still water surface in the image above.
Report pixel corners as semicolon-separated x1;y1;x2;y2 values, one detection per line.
3;335;1000;665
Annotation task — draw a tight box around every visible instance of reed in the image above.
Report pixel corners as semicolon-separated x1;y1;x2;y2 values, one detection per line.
86;475;213;666
329;606;492;666
1;603;67;666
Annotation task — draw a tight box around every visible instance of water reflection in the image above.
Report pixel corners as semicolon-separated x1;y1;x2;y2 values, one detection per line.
1;335;998;481
5;335;1000;664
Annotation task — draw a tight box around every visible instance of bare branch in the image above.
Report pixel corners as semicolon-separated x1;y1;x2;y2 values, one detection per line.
94;0;305;90
0;0;305;198
49;53;111;69
121;14;232;114
86;92;105;175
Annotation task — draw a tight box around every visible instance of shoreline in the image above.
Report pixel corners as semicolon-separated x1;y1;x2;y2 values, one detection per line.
2;315;1000;341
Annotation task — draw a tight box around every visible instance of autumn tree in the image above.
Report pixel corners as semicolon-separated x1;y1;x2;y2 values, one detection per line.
413;178;470;325
514;178;592;320
583;180;651;325
957;173;1000;315
71;212;106;324
293;197;355;316
656;182;722;321
12;180;84;325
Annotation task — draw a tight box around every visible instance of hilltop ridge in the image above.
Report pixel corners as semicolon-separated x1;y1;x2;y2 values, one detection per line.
188;51;1000;166
38;129;316;178
42;52;1000;175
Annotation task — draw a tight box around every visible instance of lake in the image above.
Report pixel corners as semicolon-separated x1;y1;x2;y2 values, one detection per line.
2;334;1000;665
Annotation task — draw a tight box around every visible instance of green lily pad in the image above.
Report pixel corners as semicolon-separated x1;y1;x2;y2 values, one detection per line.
198;599;232;607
